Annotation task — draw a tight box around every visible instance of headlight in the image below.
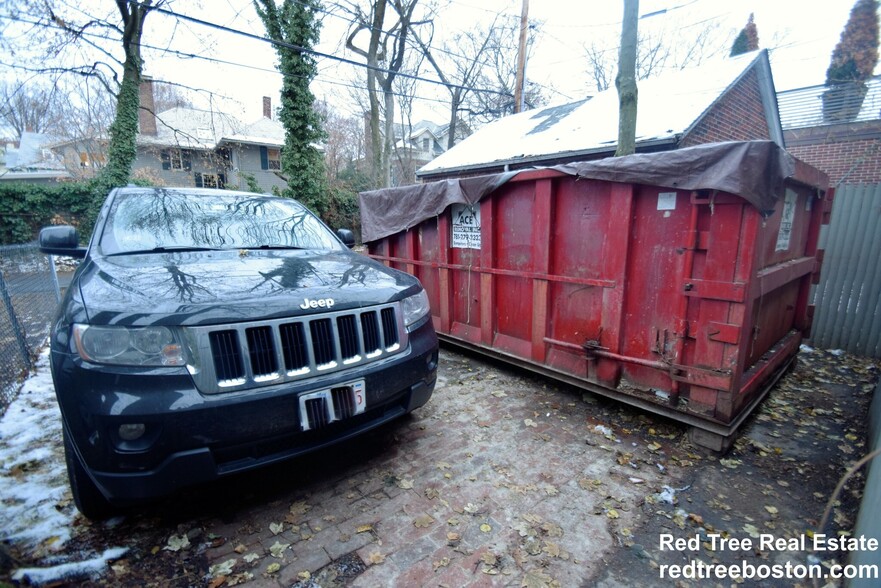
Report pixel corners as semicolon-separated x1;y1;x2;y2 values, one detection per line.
401;289;431;328
72;324;186;366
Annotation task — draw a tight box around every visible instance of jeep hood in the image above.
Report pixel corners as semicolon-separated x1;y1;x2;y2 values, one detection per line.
77;249;420;326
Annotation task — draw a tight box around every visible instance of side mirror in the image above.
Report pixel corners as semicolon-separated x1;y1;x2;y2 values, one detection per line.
39;226;87;258
336;228;356;249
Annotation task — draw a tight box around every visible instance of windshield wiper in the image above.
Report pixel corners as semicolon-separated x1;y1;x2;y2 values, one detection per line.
109;246;222;256
246;244;307;250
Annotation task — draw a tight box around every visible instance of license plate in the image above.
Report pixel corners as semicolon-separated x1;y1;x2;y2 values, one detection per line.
298;380;366;431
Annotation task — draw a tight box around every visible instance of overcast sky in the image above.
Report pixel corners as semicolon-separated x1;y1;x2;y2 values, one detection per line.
133;0;864;125
3;0;868;126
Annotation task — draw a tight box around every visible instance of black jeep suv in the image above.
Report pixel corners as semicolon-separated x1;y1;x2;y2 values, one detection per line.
40;187;438;518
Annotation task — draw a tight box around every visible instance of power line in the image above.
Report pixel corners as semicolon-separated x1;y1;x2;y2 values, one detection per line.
0;14;466;108
135;1;512;98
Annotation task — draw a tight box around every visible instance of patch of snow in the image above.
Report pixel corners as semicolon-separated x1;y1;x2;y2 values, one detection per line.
593;424;613;436
829;349;846;356
656;484;691;505
799;344;815;353
12;547;128;586
0;349;75;549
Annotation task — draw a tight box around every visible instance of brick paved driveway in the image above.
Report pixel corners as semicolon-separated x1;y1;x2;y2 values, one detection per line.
187;348;671;587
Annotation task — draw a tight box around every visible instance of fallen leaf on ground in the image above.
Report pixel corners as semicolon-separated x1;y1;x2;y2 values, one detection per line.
397;478;414;489
269;522;283;535
265;563;280;574
414;514;436;528
243;553;260;564
434;557;451;570
209;559;236;578
480;523;492;533
743;524;761;538
522;568;559;587
524;419;538;428
366;551;385;565
356;524;374;534
164;535;190;552
269;542;290;558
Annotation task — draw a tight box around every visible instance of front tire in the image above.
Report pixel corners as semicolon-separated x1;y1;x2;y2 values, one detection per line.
62;425;117;520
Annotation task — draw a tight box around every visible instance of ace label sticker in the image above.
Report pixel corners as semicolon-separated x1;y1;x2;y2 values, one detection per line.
451;204;481;249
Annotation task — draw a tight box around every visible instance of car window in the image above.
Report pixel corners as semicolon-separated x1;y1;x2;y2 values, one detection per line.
99;191;343;255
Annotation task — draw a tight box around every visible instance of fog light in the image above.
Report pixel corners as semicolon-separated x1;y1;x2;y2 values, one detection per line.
118;423;146;441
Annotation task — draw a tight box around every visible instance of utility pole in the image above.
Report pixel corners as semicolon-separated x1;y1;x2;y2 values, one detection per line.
513;0;529;113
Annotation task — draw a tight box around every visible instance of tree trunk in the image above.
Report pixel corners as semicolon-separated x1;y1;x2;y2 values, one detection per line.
615;0;639;157
447;89;461;150
383;90;395;186
103;1;152;187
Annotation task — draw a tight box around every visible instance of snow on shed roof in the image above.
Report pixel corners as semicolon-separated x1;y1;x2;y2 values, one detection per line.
419;51;777;177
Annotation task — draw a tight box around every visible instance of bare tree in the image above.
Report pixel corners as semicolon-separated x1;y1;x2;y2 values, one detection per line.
3;0;166;189
412;19;500;149
340;0;426;188
584;20;728;92
461;18;545;126
0;79;65;138
317;100;366;184
55;77;117;177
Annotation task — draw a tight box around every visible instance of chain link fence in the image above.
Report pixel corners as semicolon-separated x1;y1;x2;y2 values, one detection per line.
0;243;63;415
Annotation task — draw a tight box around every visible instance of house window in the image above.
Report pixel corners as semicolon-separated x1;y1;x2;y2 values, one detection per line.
79;152;105;168
267;148;281;170
194;173;226;189
161;148;191;171
260;146;281;170
422;138;430;152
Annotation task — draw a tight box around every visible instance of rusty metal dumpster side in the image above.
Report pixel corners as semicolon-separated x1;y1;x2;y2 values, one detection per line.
366;157;831;450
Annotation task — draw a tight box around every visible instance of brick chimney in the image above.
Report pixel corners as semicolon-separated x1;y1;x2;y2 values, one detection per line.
138;77;157;136
262;96;272;119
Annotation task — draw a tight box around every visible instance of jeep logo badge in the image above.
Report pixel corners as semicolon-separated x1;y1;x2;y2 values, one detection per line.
300;297;335;310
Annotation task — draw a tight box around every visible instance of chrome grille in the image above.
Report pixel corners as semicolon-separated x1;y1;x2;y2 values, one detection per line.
186;303;405;394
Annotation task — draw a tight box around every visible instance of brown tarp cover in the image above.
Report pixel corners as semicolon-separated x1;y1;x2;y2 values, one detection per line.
359;141;796;243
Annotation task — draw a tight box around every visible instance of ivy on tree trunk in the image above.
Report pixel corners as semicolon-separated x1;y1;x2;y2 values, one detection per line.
254;0;328;215
75;1;155;228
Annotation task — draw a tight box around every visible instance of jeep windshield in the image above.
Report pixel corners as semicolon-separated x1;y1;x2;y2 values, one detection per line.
98;190;343;256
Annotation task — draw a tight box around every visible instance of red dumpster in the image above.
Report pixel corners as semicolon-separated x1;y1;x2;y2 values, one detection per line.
360;142;832;450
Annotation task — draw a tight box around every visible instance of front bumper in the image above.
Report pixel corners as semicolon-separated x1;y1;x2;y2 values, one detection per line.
51;319;438;504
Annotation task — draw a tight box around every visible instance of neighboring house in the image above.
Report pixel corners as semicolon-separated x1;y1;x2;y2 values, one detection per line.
418;50;782;180
0;132;70;184
777;77;881;185
370;117;470;186
135;79;288;193
49;136;109;179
